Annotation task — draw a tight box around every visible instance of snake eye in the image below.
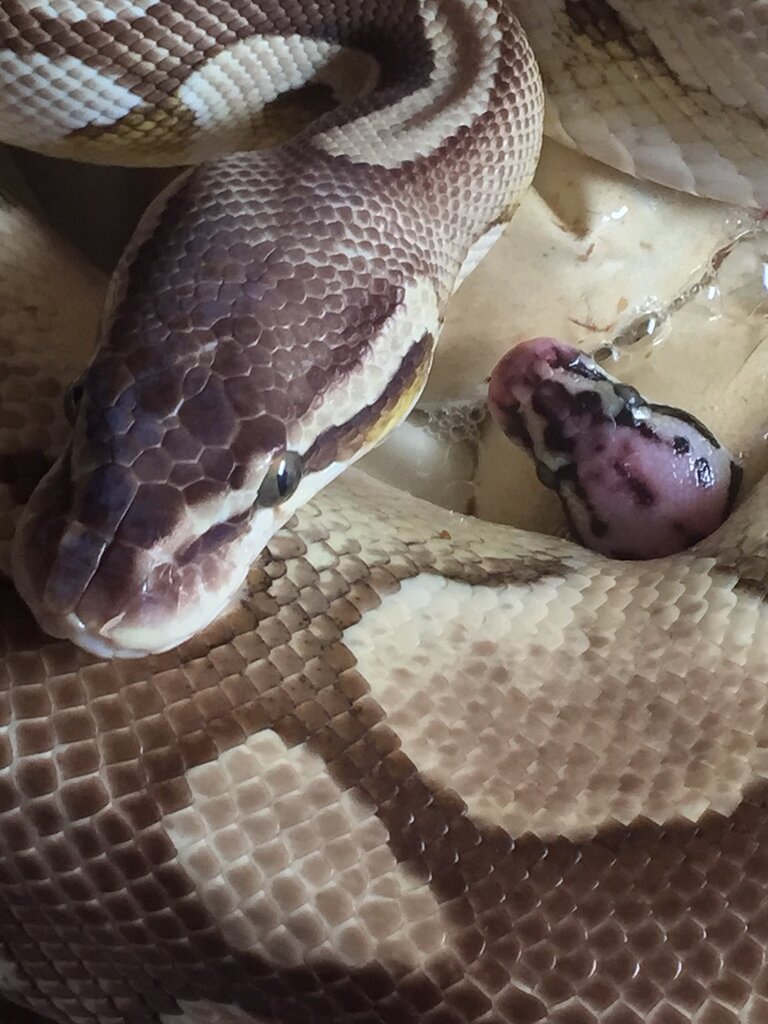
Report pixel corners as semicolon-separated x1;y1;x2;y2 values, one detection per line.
64;378;85;424
257;451;303;507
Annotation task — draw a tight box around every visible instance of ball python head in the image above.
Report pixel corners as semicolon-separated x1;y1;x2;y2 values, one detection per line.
8;0;543;659
10;156;439;658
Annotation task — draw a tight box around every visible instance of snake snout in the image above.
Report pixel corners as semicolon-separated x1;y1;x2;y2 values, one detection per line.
10;443;271;658
10;450;145;654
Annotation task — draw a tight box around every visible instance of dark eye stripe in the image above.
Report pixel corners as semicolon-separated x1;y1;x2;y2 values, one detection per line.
303;332;433;474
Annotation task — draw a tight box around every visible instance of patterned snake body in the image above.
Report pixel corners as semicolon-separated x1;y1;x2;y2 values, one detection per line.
2;2;768;1023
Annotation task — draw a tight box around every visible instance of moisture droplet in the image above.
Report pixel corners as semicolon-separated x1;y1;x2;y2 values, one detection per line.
614;310;667;348
594;343;618;364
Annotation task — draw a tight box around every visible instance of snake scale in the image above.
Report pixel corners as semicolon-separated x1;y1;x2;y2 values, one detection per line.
2;1;768;1022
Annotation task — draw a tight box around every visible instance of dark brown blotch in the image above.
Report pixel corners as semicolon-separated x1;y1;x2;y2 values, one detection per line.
613;461;655;506
230;414;285;463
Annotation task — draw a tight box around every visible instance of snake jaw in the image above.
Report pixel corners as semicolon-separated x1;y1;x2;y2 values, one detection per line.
12;491;264;658
11;447;349;658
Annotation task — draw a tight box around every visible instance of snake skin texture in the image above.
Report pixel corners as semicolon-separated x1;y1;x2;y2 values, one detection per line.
511;0;768;207
5;449;768;1024
2;1;768;1023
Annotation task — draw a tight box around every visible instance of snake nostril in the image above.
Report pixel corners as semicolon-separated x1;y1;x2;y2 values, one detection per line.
64;379;85;425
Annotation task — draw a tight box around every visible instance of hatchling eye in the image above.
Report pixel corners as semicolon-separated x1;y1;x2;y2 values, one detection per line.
257;451;303;507
64;378;85;424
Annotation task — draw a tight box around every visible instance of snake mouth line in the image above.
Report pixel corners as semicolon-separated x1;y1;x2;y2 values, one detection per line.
175;507;252;567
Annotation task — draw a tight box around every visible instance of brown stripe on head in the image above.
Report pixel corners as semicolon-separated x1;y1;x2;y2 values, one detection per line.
303;330;434;474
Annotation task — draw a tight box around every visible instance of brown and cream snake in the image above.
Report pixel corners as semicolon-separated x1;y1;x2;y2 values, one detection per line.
2;2;768;1022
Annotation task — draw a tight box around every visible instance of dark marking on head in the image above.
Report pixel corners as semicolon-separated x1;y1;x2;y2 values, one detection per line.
694;457;714;489
567;354;606;382
650;403;721;449
551;462;598;550
116;483;186;548
613;461;655;506
673;435;691;455
542;419;576;454
230;415;287;471
570;389;603;417
176;509;250;567
493;402;533;450
589;514;609;539
633;426;657;451
535;460;558;491
613;382;644;410
671;519;700;547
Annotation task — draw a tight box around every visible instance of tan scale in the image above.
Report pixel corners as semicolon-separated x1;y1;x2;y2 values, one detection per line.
163;730;447;969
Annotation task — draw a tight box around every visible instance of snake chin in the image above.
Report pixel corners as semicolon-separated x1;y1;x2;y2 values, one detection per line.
42;592;242;660
34;609;188;661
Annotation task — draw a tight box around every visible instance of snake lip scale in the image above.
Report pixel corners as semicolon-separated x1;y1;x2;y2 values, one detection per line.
2;2;768;1024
